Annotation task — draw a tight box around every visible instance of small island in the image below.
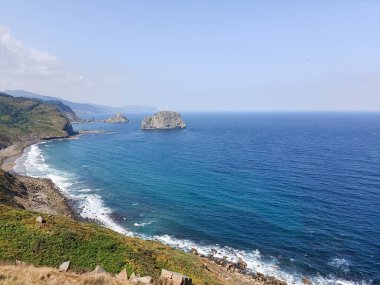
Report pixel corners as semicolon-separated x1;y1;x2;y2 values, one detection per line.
74;112;129;124
141;111;186;130
104;112;129;123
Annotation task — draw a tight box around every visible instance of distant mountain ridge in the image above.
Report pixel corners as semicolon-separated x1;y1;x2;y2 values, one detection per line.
3;90;157;117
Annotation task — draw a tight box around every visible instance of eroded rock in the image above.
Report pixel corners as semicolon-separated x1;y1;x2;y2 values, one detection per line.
117;268;128;280
141;111;186;130
104;112;129;123
36;216;46;224
160;269;192;285
59;261;70;272
93;265;106;274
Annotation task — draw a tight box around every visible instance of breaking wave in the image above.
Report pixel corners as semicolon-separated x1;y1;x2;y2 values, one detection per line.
13;143;372;285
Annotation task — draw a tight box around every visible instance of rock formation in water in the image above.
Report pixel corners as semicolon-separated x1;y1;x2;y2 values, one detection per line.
141;111;186;130
104;112;129;123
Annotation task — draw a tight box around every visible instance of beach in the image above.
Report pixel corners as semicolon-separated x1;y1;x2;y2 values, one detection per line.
0;139;75;218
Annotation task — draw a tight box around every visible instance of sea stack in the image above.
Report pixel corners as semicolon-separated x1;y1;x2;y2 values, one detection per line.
141;111;186;130
104;112;129;123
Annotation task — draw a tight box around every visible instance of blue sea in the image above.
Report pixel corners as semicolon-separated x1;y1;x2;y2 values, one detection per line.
14;113;380;285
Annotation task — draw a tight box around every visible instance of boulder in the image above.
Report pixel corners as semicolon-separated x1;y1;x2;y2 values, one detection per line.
117;268;128;280
36;216;46;224
15;260;27;266
190;248;198;255
130;276;153;284
141;111;186;130
236;257;247;269
59;261;70;272
160;269;192;285
302;277;312;285
256;272;265;281
93;265;106;274
161;269;173;279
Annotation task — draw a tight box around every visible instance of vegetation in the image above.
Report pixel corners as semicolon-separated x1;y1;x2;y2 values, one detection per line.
0;205;221;284
0;93;74;149
0;264;127;285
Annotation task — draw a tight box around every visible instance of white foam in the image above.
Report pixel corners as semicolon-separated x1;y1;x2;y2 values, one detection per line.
134;221;154;227
13;143;132;236
13;143;370;285
149;235;370;285
328;258;350;274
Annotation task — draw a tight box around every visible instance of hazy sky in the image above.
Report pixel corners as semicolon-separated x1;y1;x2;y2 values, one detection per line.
0;1;380;111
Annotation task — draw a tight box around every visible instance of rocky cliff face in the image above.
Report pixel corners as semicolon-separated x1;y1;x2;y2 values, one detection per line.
141;111;186;130
104;112;129;123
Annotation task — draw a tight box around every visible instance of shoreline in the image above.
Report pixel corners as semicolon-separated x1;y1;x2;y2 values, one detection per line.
0;140;39;172
0;138;278;285
0;135;354;285
0;137;77;219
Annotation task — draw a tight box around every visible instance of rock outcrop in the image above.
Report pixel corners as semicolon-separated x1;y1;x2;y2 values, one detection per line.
76;113;129;123
59;261;70;272
104;112;129;123
160;269;192;285
141;111;186;130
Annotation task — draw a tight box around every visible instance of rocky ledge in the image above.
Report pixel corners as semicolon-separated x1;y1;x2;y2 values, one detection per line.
75;113;129;124
141;111;186;130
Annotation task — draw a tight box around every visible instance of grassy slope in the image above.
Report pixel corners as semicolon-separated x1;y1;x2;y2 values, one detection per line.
0;93;73;149
0;205;223;284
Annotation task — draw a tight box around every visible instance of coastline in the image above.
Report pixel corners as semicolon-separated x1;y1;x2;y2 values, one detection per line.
0;137;292;285
1;132;361;285
0;140;271;285
0;138;77;219
0;140;39;172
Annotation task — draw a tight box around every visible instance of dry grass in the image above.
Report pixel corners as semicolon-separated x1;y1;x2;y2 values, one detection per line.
0;264;130;285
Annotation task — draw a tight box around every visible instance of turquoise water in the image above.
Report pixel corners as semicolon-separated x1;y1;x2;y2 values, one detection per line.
15;113;380;284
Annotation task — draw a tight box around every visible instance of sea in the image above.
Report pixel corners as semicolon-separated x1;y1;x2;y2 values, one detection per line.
13;113;380;285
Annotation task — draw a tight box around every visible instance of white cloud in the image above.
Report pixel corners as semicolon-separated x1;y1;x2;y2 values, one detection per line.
0;25;131;106
0;25;58;78
0;25;91;95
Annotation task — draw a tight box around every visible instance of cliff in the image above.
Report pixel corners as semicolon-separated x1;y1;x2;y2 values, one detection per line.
141;111;186;130
0;169;74;217
0;93;75;151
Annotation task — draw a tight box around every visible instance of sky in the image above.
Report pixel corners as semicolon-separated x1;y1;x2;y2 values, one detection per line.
0;0;380;111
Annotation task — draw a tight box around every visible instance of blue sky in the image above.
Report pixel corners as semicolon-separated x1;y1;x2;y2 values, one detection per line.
0;0;380;111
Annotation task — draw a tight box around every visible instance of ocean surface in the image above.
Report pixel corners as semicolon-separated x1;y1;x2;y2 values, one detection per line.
14;113;380;285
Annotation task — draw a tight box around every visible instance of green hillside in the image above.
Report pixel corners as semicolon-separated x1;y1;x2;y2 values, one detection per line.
0;205;221;284
0;93;74;149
